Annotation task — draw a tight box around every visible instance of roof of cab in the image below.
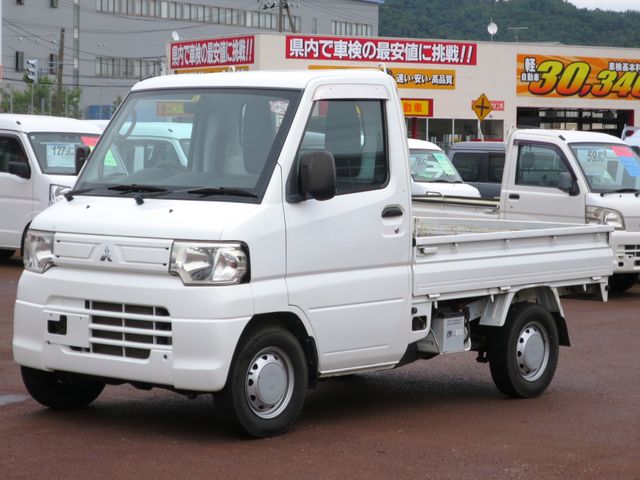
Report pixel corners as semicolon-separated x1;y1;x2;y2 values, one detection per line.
407;138;442;151
131;69;393;92
448;141;506;152
0;114;102;134
514;128;626;144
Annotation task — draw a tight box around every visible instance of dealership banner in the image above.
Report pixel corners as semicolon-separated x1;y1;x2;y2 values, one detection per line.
401;99;434;117
517;54;640;100
288;36;477;65
170;36;254;70
391;67;456;89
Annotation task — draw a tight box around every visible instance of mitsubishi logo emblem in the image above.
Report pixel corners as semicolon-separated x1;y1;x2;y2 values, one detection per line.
100;246;113;262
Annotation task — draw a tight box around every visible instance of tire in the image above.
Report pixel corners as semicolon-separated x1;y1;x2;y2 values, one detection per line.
215;327;308;438
488;303;559;399
21;366;105;409
0;249;15;260
608;273;639;294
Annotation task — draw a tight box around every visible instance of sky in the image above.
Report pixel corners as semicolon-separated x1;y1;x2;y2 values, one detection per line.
566;0;640;11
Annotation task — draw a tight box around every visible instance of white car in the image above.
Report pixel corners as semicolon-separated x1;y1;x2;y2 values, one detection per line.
0;114;101;258
408;138;480;198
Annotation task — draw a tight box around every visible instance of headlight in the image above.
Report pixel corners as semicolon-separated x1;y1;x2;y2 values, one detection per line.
23;230;55;274
49;184;71;205
169;242;248;285
585;206;625;230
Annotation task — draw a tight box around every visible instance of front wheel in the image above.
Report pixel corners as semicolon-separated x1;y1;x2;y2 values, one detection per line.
0;249;15;260
608;273;639;294
21;366;105;409
215;327;308;438
488;303;559;398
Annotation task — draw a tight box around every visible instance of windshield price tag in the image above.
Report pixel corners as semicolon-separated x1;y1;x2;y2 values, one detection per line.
46;143;76;168
433;152;457;175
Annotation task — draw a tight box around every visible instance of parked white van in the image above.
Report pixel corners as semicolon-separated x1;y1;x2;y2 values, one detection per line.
0;115;101;258
408;138;480;198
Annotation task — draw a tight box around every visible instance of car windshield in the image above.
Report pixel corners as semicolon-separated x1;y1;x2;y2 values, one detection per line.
75;87;301;202
28;133;99;175
570;143;640;193
409;148;463;183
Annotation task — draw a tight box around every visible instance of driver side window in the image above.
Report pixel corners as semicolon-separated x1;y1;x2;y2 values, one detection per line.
516;144;570;188
296;99;387;195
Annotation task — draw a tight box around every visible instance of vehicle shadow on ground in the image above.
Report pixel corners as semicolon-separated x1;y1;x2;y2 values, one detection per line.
25;363;500;441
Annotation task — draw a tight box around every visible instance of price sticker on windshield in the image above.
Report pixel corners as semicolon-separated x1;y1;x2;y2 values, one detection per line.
433;152;457;176
46;143;76;168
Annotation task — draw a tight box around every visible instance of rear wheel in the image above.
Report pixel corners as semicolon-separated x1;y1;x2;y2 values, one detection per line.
489;303;559;398
215;327;308;438
21;366;105;409
608;273;639;294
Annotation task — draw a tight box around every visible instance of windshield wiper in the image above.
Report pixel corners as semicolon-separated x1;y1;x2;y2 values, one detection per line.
64;187;100;201
107;184;168;193
186;187;258;198
106;184;169;205
600;188;640;197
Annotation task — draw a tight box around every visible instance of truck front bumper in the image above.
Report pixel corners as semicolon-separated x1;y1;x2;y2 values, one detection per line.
13;268;253;392
611;231;640;273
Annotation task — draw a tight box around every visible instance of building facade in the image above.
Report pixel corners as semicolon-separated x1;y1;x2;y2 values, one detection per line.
1;0;382;118
167;33;640;148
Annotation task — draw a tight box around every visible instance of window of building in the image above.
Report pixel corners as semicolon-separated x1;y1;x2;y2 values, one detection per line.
49;54;59;75
50;0;59;7
15;52;25;72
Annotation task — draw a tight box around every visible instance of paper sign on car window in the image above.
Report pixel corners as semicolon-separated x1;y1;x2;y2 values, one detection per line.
433;152;457;175
46;143;76;168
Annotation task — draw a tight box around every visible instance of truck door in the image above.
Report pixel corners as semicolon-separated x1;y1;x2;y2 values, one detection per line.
502;142;585;223
0;134;33;250
283;90;412;374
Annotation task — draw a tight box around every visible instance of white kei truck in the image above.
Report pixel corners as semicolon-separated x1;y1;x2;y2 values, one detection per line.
13;70;613;438
416;129;640;293
0;115;101;259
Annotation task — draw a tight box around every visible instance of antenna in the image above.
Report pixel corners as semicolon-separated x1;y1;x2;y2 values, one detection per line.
507;26;528;42
487;19;498;41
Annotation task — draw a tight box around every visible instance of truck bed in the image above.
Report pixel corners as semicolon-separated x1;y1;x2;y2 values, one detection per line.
413;217;612;300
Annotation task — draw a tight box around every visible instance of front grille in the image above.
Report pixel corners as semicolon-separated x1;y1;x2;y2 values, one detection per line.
85;300;172;360
622;245;640;266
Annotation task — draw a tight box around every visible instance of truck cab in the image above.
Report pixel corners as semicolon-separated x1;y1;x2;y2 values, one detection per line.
0;115;101;258
501;129;640;291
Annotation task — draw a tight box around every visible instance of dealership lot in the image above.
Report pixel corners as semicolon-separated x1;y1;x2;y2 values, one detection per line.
1;256;639;479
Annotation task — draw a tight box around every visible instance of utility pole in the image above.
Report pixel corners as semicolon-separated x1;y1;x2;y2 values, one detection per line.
284;1;296;33
55;28;65;116
277;1;283;33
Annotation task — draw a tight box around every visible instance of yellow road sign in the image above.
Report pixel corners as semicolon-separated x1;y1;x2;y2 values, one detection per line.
472;93;493;121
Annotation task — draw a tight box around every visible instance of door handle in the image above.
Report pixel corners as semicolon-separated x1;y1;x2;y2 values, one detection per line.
508;193;520;200
382;206;403;218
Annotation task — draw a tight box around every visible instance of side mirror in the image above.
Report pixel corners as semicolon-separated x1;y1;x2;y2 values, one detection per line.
8;161;31;179
558;172;579;196
75;145;91;174
300;150;336;201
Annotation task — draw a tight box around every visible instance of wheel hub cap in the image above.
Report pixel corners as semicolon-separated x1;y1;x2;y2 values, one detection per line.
245;348;293;419
516;323;549;381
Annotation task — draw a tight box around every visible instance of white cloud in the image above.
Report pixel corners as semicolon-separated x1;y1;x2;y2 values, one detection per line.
566;0;640;12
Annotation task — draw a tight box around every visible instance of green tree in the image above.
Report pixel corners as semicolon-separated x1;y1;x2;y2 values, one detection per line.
0;75;82;117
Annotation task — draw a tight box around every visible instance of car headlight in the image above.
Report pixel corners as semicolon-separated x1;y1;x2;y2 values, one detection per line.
585;206;625;230
24;230;55;274
49;184;71;205
169;241;248;285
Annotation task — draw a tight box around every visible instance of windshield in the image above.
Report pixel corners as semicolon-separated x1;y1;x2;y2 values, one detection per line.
409;148;463;183
76;88;300;201
28;133;99;175
570;143;640;193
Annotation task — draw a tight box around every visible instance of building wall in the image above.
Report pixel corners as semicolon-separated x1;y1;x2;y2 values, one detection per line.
218;34;638;146
1;0;379;118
